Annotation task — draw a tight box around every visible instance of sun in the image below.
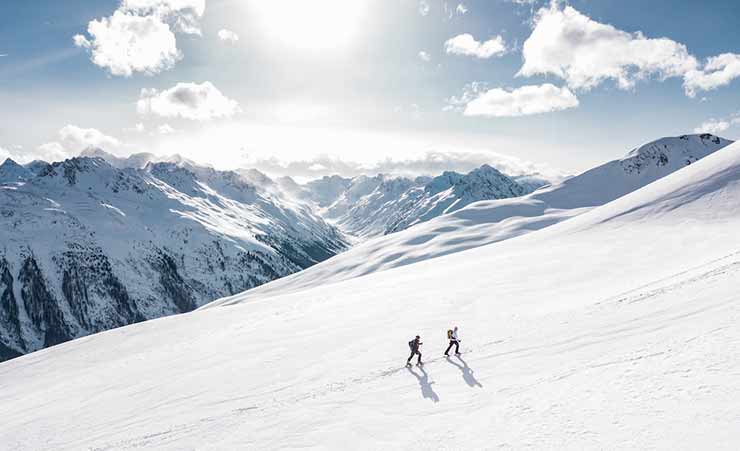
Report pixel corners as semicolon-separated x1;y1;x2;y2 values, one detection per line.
250;0;368;52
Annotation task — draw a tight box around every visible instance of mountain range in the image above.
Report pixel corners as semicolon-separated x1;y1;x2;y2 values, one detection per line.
0;156;347;360
287;164;542;238
2;135;739;449
209;133;733;296
0;151;543;360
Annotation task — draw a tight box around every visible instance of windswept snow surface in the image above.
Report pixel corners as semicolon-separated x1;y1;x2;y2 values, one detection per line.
205;134;734;298
1;142;740;449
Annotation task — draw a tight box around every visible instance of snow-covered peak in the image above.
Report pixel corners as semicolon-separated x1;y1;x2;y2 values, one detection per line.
80;147;201;170
79;147;118;160
275;176;303;196
450;164;526;199
303;175;353;207
0;158;31;183
620;133;732;174
530;133;734;210
376;175;417;194
237;168;275;189
424;171;464;194
23;160;53;176
36;156;118;186
421;165;523;198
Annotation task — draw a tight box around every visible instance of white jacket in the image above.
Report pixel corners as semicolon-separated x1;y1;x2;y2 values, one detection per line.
450;329;459;341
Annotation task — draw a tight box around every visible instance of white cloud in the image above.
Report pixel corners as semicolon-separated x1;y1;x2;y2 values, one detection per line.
693;113;740;135
158;124;177;134
456;4;468;14
684;53;740;97
34;125;122;163
461;83;579;118
218;29;239;43
418;51;431;62
418;0;430;16
122;0;205;34
137;81;241;121
1;141;73;164
36;142;71;162
445;34;507;59
74;11;181;76
0;145;12;162
693;119;730;135
518;3;697;91
74;0;205;76
59;125;122;152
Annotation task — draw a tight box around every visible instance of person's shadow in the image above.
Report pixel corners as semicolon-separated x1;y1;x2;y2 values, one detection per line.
446;355;483;388
406;365;440;403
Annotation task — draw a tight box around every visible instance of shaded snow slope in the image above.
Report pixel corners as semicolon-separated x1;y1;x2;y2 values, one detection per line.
221;134;732;296
1;142;739;449
0;156;347;360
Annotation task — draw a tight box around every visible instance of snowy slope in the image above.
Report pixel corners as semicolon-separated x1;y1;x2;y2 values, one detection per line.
0;156;347;360
229;134;732;295
1;141;739;449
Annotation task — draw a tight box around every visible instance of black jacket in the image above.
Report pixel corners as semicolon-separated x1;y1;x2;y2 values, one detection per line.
409;339;422;352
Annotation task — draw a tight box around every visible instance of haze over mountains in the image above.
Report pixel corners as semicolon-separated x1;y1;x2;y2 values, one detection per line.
2;136;739;449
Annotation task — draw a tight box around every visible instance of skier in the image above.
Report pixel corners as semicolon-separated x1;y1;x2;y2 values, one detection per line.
444;326;460;356
407;335;423;366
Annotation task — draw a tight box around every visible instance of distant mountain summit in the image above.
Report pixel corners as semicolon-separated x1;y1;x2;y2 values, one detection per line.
79;147;198;169
0;158;31;183
75;149;551;239
286;164;540;238
528;133;734;210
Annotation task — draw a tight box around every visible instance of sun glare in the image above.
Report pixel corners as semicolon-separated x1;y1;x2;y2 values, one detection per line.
250;0;367;51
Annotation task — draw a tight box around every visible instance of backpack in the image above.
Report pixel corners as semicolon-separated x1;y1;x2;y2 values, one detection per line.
408;340;415;350
447;329;453;339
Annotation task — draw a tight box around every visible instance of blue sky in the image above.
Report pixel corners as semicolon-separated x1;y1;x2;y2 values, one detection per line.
1;0;739;178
